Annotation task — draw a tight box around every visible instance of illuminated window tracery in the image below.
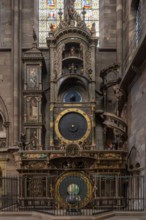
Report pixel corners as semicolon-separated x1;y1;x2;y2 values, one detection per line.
39;0;99;47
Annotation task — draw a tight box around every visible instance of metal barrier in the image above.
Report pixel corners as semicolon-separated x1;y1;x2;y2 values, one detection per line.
0;175;144;215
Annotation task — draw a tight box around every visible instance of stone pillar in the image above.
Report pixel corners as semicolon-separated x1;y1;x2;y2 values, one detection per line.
144;137;146;210
49;104;54;148
116;0;123;74
99;0;116;48
50;43;56;102
89;41;96;102
12;0;20;146
49;43;55;148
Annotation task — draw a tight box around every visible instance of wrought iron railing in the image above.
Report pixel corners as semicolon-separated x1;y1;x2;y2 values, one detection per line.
0;175;144;215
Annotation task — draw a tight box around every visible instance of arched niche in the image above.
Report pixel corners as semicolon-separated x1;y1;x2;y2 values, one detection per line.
57;76;89;102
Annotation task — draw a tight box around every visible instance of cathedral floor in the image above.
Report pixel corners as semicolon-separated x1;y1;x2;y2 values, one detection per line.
108;217;146;220
0;212;146;220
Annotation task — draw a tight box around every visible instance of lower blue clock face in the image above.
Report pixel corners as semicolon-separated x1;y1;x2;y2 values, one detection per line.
63;90;82;102
55;172;93;208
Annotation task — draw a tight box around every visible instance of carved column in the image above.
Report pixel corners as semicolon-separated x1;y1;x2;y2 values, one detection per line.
22;43;44;150
89;41;97;102
48;39;55;148
12;0;20;145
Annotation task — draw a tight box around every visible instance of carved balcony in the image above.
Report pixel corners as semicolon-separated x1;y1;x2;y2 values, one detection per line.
102;112;127;138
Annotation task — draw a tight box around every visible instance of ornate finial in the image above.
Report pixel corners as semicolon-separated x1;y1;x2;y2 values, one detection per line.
81;7;86;21
91;22;96;35
33;28;37;42
58;8;63;21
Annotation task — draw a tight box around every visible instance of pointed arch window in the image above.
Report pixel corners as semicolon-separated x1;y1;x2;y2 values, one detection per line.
0;113;7;148
39;0;99;47
136;0;142;45
0;167;2;187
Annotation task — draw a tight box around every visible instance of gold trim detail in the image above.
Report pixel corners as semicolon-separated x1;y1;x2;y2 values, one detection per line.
55;108;91;144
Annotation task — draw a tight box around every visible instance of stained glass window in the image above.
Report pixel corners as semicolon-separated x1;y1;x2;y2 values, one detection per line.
39;0;99;47
136;0;142;46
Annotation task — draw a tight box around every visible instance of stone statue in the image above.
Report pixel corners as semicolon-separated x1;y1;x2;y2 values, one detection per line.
68;7;75;20
50;23;55;32
91;22;96;35
29;131;38;150
33;28;37;42
64;0;76;24
64;0;75;12
20;133;26;150
70;46;76;56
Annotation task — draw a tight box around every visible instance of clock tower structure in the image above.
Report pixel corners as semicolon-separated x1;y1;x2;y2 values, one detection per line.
47;8;97;151
17;3;127;211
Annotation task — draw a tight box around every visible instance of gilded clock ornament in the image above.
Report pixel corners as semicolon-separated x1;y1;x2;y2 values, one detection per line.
66;143;80;156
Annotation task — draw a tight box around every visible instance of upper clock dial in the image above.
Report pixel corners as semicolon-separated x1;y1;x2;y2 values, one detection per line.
63;90;82;102
55;109;91;144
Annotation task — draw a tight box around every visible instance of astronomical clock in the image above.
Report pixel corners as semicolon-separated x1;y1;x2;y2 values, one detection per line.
17;3;128;211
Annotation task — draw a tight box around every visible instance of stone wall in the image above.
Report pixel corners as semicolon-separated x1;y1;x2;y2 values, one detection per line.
99;0;117;48
0;0;38;147
0;0;12;47
128;62;146;175
22;0;39;47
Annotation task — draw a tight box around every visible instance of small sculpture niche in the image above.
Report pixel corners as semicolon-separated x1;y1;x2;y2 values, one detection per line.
62;43;84;75
62;43;83;59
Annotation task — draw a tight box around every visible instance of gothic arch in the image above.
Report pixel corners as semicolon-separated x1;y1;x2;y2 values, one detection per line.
0;97;9;148
57;76;89;102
